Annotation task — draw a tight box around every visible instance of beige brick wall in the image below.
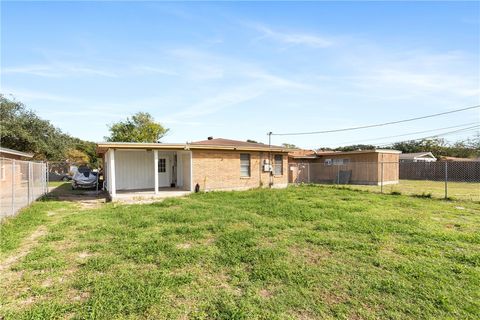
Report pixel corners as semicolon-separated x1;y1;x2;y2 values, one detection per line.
192;150;288;191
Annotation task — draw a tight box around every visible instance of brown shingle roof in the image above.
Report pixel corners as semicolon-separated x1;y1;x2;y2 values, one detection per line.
288;149;317;158
190;138;283;149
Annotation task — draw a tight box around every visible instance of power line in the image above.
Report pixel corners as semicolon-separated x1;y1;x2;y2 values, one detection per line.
335;122;479;146
376;125;480;148
271;104;480;136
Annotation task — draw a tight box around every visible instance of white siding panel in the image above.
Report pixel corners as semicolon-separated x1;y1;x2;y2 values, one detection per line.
115;150;154;190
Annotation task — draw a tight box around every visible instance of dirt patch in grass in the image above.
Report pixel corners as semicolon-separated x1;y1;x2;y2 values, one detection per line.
259;288;272;299
77;251;93;259
0;226;47;273
289;245;332;265
176;242;192;250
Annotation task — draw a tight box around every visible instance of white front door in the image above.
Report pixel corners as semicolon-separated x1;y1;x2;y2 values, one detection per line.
157;156;170;187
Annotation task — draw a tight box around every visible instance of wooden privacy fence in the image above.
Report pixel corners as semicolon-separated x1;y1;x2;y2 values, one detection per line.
0;158;48;219
399;161;480;182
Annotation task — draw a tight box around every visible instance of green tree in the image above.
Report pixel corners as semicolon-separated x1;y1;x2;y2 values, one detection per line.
391;137;479;159
66;149;90;164
0;94;98;164
1;95;70;160
105;112;169;143
334;144;376;152
281;143;299;149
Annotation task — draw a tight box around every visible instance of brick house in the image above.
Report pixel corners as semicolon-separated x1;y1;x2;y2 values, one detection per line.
0;147;34;191
97;138;289;201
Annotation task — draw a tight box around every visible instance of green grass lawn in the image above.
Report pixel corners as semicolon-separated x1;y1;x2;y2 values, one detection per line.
340;179;480;202
1;186;479;319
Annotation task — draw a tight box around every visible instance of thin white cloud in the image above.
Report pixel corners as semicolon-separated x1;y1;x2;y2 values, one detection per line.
245;70;312;89
253;24;333;48
130;65;179;76
340;49;480;100
1;87;73;103
170;85;265;119
2;63;117;78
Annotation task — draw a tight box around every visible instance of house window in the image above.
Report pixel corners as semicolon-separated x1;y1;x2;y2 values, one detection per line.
158;158;166;173
326;158;351;166
274;154;283;175
240;153;250;177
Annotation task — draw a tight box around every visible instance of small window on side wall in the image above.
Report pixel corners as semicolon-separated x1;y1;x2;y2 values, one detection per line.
274;154;283;175
158;158;166;173
240;153;250;177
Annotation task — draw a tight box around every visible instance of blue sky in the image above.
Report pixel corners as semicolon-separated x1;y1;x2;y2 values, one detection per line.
1;1;479;148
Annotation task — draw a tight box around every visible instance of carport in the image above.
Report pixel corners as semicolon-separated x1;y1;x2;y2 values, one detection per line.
97;143;193;201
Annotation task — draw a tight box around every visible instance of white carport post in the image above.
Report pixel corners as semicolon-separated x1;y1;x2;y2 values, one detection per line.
109;149;116;197
154;150;159;194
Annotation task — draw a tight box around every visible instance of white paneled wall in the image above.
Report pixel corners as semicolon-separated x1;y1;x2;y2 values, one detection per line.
115;150;155;190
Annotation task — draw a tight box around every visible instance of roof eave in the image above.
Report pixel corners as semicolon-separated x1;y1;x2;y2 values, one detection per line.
96;142;289;154
0;148;34;158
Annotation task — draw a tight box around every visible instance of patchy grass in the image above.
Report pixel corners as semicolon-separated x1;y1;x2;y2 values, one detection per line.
48;181;66;188
340;179;480;201
1;185;479;319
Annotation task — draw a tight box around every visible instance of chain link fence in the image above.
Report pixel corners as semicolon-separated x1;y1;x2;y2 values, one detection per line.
289;161;480;201
0;158;48;219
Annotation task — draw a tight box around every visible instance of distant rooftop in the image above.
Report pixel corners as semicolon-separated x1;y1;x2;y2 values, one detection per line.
399;152;436;160
190;138;284;149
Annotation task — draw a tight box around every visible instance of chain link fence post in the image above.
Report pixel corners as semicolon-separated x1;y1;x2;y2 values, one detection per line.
380;161;384;193
11;159;16;216
444;161;448;199
307;162;311;183
336;165;340;184
45;163;48;195
27;162;31;204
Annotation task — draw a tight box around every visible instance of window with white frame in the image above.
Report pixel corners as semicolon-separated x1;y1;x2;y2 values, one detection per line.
158;158;166;173
274;154;283;175
240;153;250;177
332;158;350;165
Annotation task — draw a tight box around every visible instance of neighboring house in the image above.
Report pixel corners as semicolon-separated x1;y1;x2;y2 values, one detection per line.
399;152;437;163
289;149;401;185
0;147;34;188
438;156;479;162
97;138;289;201
0;147;47;218
0;147;34;160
